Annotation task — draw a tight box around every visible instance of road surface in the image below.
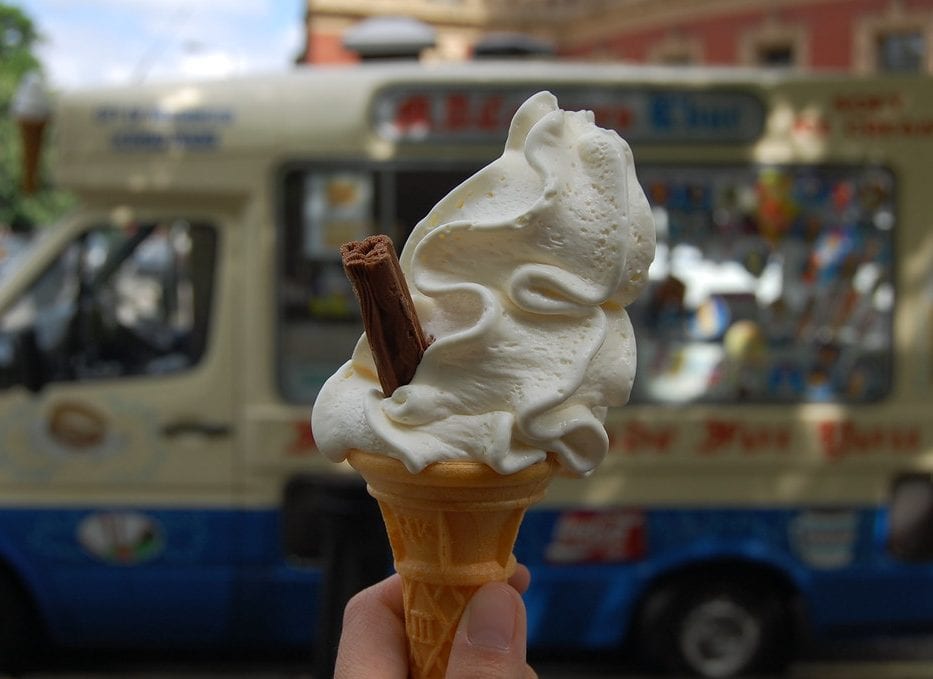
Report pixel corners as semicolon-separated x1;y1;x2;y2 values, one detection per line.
22;635;933;678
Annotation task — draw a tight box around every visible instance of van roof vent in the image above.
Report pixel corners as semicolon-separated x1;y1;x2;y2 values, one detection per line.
343;16;437;60
472;32;555;59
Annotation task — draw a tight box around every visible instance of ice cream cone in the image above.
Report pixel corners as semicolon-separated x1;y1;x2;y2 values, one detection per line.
19;118;47;195
348;450;556;679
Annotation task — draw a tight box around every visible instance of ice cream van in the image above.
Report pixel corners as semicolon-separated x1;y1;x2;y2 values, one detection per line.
1;62;932;677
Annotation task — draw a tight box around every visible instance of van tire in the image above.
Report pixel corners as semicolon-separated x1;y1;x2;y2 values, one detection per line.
638;574;792;678
0;570;39;674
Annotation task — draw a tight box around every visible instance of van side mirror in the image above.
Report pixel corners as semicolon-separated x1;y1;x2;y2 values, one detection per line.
15;328;47;393
888;474;933;562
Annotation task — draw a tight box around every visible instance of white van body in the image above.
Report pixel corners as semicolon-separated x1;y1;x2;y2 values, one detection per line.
1;62;931;677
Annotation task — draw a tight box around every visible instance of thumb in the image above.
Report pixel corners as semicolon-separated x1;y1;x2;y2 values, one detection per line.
445;581;535;679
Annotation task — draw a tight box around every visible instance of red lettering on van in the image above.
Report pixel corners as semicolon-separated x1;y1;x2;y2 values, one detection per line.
592;105;635;132
793;114;830;136
615;421;675;454
394;95;431;133
845;118;933;137
440;93;509;133
289;421;316;455
819;421;921;461
445;93;470;131
698;420;791;455
477;95;505;131
833;93;903;112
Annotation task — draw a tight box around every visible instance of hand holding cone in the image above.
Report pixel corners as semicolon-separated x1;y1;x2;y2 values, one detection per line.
339;237;554;678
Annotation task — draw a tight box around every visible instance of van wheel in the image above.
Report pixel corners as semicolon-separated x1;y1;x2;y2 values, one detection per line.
0;571;38;673
638;576;792;678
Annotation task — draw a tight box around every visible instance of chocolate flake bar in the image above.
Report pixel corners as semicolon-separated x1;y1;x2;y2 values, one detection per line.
341;235;429;396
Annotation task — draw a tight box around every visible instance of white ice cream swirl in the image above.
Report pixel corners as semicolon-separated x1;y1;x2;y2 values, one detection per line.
311;91;655;475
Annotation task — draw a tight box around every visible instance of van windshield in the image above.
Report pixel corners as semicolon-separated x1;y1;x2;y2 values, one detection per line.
0;218;216;389
0;228;47;281
277;164;895;406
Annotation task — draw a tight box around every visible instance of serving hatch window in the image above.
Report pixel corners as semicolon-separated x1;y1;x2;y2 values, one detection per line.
278;163;895;406
629;165;895;405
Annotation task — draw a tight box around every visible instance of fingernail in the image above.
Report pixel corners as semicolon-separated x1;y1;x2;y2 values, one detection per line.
466;583;516;651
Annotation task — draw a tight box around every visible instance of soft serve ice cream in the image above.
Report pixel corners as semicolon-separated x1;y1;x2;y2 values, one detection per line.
312;91;655;476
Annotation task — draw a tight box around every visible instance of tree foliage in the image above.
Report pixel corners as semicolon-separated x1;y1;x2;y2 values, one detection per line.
1;3;74;230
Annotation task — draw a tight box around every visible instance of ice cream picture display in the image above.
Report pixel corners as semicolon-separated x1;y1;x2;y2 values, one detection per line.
311;90;655;679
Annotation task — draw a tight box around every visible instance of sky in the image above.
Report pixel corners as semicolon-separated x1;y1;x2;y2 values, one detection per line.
13;0;305;90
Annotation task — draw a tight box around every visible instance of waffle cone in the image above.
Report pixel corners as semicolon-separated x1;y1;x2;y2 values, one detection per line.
348;450;556;679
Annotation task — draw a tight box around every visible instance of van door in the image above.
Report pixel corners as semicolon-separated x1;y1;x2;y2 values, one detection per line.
0;213;237;647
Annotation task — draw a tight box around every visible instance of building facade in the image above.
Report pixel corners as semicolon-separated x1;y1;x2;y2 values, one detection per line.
302;0;933;73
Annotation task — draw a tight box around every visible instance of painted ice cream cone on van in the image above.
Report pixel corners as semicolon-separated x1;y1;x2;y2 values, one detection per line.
12;72;51;195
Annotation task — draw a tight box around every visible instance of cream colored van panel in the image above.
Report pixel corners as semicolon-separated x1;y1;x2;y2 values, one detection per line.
0;209;239;507
18;64;933;510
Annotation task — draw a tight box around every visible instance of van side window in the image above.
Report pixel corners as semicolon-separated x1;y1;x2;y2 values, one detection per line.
278;170;378;401
629;166;895;405
0;219;216;387
278;166;478;402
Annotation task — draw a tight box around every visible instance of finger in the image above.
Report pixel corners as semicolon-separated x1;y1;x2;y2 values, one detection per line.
445;581;531;679
508;564;531;594
335;574;408;679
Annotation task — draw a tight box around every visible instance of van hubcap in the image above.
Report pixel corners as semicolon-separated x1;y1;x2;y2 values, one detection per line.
680;598;761;678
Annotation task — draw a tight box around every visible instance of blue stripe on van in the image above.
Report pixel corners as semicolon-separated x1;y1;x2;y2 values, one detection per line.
0;506;320;650
3;503;932;653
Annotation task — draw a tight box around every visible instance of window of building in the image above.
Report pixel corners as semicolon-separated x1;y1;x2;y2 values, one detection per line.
740;20;806;69
647;33;703;66
855;9;931;74
757;43;795;67
877;30;925;72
